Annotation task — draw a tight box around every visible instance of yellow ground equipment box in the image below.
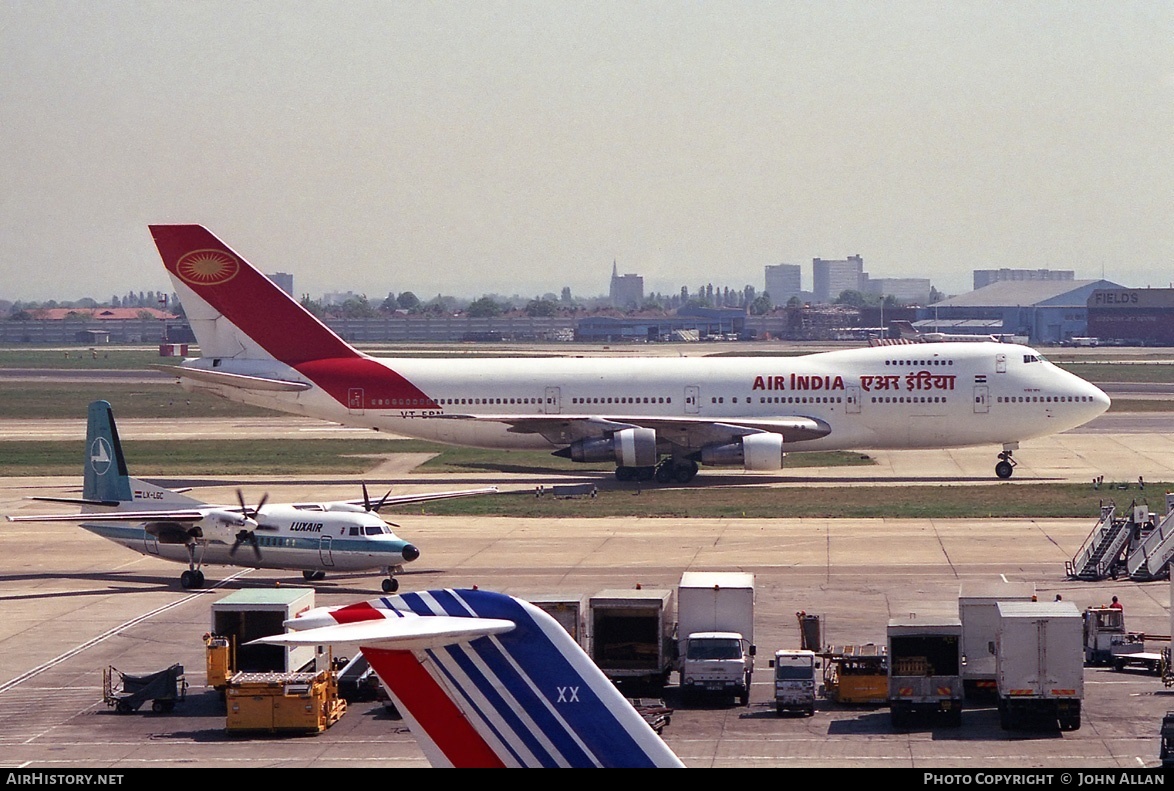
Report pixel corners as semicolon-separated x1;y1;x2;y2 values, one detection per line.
226;670;346;734
821;644;889;705
204;634;234;693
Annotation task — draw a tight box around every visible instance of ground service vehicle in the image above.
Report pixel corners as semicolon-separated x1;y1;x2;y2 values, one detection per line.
1161;712;1174;769
821;644;888;705
103;664;187;714
770;649;818;716
887;617;964;727
588;588;676;688
958;582;1036;699
675;572;755;705
995;601;1083;731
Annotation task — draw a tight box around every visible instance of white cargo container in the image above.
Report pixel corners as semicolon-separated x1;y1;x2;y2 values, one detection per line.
210;588;317;673
588;587;676;687
524;593;588;644
958;582;1036;699
995;600;1083;731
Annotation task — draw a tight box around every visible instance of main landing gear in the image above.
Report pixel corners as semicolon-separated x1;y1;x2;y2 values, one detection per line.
614;459;699;484
179;543;207;589
995;449;1018;479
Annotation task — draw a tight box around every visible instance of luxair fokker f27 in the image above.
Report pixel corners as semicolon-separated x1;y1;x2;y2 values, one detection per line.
149;226;1111;484
6;401;495;591
253;588;685;768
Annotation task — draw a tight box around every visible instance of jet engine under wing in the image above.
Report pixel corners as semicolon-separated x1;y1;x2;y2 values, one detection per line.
430;413;832;448
149;364;312;392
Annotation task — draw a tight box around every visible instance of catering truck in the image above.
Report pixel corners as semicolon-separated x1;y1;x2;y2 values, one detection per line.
995;600;1083;731
887;617;964;727
675;572;756;705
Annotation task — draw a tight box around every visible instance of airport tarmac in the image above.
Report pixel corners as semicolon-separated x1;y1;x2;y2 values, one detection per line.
1;419;1173;769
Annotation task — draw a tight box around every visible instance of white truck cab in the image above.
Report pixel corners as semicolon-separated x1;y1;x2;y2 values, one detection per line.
770;649;818;716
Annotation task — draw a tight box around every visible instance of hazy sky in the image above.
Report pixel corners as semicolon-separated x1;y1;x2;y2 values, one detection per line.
2;1;1170;304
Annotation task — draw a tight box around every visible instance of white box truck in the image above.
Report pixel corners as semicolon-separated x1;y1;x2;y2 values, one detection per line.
887;617;964;727
958;582;1036;700
769;649;818;716
995;601;1083;731
676;572;756;705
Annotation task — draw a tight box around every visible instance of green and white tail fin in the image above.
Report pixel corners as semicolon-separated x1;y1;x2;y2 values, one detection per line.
82;400;203;509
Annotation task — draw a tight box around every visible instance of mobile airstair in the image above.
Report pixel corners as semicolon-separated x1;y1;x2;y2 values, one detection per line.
1066;504;1130;581
1125;495;1174;581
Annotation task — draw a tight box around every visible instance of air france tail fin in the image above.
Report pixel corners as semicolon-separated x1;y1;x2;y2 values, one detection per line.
253;589;685;768
149;225;361;365
75;400;202;510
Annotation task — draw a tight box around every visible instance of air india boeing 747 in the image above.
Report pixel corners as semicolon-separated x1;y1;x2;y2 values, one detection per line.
149;225;1110;484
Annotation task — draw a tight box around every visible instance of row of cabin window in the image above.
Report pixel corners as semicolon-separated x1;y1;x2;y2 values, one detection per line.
885;359;954;366
997;395;1097;403
871;396;950;403
706;396;845;404
571;397;672;405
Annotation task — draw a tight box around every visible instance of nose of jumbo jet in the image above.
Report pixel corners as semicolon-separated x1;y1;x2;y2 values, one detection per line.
402;544;420;562
1091;383;1111;415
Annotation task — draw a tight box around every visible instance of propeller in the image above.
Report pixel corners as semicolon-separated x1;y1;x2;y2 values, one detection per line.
230;490;273;559
237;489;270;519
362;483;400;528
362;483;394;513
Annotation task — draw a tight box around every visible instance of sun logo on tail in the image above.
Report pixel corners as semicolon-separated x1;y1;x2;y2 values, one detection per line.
175;249;240;286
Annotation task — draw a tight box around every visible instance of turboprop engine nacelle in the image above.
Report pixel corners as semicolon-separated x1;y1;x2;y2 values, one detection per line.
565;427;658;468
198;509;258;542
700;433;785;471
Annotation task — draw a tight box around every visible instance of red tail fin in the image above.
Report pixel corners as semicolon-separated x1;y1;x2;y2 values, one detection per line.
150;225;359;366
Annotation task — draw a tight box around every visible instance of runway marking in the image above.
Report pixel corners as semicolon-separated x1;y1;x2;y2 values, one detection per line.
0;570;252;695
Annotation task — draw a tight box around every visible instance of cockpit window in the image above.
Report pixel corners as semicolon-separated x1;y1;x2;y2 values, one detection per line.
365;525;383;535
1023;354;1041;364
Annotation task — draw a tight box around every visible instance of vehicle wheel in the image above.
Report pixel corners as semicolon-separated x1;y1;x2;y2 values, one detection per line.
654;464;673;484
115;701;133;715
615;466;635;482
180;570;196;589
636;466;655;482
995;460;1014;479
382;578;399;593
806;706;815;717
195;570;205;587
152;701;165;714
673;461;698;483
1114;659;1125;672
738;690;749;706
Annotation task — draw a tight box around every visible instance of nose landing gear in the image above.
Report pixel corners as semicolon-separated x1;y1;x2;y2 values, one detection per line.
995;449;1017;479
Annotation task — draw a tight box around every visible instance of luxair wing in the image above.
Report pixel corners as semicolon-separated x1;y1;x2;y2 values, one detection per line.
327;486;499;511
6;508;208;523
430;412;832;448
